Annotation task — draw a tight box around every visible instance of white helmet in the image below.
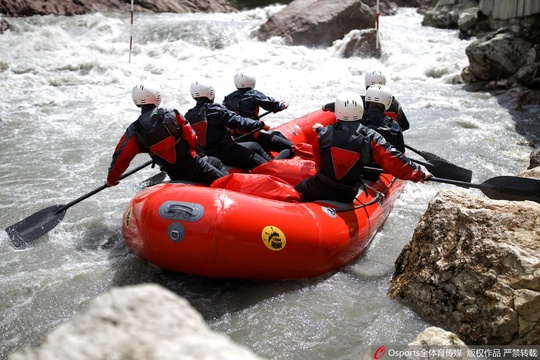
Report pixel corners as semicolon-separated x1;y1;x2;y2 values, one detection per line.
132;84;162;106
365;71;387;87
335;91;364;122
365;85;393;110
190;81;215;101
234;72;256;89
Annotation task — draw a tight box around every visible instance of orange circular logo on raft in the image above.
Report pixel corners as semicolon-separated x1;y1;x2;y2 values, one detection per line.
262;226;286;251
125;206;133;227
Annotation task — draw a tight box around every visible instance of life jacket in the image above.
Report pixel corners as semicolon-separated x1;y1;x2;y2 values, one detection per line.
317;122;371;189
384;111;398;120
222;93;242;137
134;108;197;164
223;89;260;138
386;97;410;131
187;105;209;148
362;107;405;153
223;90;246;114
223;89;260;120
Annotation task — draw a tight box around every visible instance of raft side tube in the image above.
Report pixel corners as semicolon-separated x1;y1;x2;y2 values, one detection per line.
274;110;336;145
123;184;222;272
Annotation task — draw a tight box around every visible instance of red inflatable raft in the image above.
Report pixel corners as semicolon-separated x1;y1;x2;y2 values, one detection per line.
122;110;406;280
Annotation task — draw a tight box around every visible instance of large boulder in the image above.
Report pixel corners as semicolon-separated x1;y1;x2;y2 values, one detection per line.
256;0;375;48
462;27;534;82
10;284;265;360
388;189;540;345
422;0;540;91
422;0;479;31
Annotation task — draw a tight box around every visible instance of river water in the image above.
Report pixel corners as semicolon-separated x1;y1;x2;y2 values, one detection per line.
0;5;536;360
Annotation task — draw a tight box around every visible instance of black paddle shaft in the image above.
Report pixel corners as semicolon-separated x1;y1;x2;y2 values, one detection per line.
234;111;272;141
5;160;154;248
58;159;154;213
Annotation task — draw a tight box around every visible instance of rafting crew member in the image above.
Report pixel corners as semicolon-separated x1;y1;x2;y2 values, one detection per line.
223;71;293;158
106;83;228;187
363;70;410;131
295;91;431;203
322;70;410;132
361;84;405;153
185;81;270;171
323;84;405;152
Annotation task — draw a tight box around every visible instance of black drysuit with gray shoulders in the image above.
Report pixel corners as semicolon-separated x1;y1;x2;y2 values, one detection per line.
185;99;268;170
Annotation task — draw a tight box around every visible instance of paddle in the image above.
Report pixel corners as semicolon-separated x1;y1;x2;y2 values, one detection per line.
5;160;154;248
364;166;540;203
139;171;167;188
405;144;473;182
234;111;272;141
426;175;540;203
409;157;470;182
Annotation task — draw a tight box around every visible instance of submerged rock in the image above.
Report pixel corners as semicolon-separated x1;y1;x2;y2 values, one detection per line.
10;284;264;360
406;327;473;360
